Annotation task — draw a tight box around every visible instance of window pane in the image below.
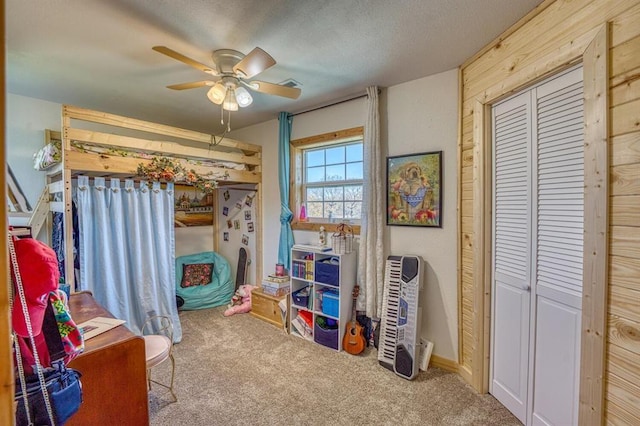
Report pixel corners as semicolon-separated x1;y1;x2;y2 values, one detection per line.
325;146;345;165
306;187;323;202
299;137;363;222
346;162;363;180
306;166;325;183
325;164;345;181
346;144;363;162
324;186;344;201
325;201;344;219
306;150;324;167
344;185;362;201
344;201;361;219
307;202;323;218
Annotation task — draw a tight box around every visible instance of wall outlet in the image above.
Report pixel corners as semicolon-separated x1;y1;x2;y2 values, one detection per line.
419;338;434;371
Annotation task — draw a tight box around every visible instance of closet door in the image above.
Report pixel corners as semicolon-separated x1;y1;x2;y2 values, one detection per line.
531;67;584;426
491;66;584;426
490;91;532;424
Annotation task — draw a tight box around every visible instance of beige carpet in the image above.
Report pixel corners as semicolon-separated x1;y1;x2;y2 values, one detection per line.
149;307;519;426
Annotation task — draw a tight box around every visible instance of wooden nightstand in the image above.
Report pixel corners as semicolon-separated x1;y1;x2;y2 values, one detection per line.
251;287;289;329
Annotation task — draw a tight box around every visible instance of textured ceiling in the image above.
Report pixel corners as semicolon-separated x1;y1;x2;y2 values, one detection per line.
6;0;543;134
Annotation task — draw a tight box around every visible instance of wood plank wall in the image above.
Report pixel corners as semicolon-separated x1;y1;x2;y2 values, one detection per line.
459;0;640;422
0;0;14;421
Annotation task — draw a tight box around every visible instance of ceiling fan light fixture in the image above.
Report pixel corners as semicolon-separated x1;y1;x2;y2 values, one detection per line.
235;86;253;108
222;87;239;111
207;83;226;104
154;45;303;132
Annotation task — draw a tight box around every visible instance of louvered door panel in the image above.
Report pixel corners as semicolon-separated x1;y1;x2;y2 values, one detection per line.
536;78;584;302
494;95;531;286
531;66;583;426
491;92;531;423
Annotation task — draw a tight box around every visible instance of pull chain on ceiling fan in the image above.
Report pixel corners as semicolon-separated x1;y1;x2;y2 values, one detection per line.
153;45;301;131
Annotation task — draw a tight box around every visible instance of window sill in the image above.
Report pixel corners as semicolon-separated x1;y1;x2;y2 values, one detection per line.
291;221;360;235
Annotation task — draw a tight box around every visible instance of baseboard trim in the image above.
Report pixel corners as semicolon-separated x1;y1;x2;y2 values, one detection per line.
429;355;459;373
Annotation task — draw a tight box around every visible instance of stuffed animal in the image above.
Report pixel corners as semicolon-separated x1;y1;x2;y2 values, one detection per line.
224;284;256;317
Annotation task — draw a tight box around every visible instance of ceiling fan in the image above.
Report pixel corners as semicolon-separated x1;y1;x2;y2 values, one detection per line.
153;46;301;113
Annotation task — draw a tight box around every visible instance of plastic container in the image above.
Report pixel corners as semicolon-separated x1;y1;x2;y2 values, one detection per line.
322;290;339;317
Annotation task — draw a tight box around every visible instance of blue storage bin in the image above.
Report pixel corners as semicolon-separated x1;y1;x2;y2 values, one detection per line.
322;290;339;317
315;260;339;286
314;319;339;350
292;286;310;307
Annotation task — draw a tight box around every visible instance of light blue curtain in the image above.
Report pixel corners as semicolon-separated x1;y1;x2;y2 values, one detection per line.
278;112;294;268
75;176;182;341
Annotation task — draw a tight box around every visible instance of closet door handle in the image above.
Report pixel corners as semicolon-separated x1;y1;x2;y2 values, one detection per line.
522;284;531;292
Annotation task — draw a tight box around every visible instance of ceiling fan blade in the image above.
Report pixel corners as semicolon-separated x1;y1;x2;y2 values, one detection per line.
233;47;276;79
153;46;217;75
248;80;301;99
167;81;216;90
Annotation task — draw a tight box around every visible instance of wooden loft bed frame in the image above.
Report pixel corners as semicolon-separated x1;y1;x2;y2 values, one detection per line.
50;104;263;289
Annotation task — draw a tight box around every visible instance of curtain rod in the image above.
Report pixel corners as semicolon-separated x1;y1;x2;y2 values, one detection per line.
289;88;380;118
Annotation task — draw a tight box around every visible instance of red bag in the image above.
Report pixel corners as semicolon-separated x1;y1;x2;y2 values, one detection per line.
11;237;84;372
11;238;60;337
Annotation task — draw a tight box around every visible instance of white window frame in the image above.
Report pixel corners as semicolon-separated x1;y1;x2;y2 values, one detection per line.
302;141;363;222
290;126;363;234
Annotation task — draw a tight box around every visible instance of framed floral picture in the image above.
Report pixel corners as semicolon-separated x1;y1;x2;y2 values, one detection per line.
387;151;442;227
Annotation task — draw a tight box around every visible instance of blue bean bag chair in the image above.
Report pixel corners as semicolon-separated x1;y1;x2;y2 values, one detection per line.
175;251;234;310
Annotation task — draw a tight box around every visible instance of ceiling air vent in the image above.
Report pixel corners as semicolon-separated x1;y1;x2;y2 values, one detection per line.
278;78;302;88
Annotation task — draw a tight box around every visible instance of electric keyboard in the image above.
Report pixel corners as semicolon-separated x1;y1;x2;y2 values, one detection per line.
377;255;423;380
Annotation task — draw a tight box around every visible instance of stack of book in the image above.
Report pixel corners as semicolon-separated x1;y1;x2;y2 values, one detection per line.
262;274;291;297
291;258;314;280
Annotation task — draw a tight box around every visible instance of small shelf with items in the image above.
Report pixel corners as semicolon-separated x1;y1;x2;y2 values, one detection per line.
291;251;315;281
289;245;356;351
313;284;339;319
291;284;312;310
289;257;314;340
314;314;340;350
290;306;314;341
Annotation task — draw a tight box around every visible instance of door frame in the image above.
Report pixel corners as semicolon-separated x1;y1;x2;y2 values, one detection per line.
471;24;609;425
1;0;13;420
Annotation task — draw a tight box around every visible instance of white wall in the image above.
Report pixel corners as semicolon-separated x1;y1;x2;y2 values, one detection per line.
229;119;280;273
175;226;215;257
386;69;459;361
216;185;258;285
7;93;62;208
231;68;459;361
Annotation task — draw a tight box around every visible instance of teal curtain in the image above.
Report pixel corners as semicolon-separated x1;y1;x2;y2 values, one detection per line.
278;112;294;268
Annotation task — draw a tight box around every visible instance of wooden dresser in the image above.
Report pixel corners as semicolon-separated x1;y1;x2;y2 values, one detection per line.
67;292;148;425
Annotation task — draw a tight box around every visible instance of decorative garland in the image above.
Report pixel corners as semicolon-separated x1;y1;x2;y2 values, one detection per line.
136;157;220;193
